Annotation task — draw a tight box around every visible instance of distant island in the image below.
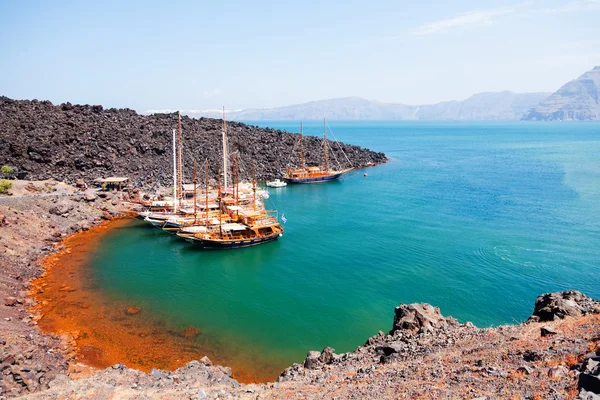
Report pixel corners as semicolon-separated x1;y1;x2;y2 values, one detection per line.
522;66;600;121
179;66;600;121
184;92;551;121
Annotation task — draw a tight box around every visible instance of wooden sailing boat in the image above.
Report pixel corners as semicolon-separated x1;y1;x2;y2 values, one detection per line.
177;160;284;249
283;120;353;184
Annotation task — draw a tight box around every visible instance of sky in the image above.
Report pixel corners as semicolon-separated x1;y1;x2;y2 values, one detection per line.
1;0;599;112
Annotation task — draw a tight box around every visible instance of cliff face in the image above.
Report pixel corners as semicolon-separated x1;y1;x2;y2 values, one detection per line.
0;97;386;185
523;66;600;121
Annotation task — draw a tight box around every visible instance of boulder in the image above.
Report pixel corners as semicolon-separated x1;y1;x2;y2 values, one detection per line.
75;179;86;188
49;200;74;216
199;356;212;366
83;190;97;202
304;351;321;369
4;297;18;306
528;291;599;322
541;326;557;337
391;303;453;333
181;326;201;338
125;307;142;316
318;347;336;364
548;365;569;379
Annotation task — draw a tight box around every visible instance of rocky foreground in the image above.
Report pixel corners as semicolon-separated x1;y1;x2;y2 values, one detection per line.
1;182;599;399
0;96;387;185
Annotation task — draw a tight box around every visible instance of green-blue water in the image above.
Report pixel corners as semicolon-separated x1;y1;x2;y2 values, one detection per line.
91;121;600;375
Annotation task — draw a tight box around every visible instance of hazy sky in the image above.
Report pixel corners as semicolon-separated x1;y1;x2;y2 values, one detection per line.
1;0;599;112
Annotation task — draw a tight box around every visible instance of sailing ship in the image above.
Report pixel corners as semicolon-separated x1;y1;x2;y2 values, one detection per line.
177;159;284;249
283;120;353;184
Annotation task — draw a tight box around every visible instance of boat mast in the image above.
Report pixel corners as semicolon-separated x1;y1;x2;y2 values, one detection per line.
218;168;222;236
205;160;209;227
172;128;178;214
252;160;256;211
177;111;183;206
222;107;228;190
323;119;329;172
232;154;239;217
193;160;197;224
300;122;305;170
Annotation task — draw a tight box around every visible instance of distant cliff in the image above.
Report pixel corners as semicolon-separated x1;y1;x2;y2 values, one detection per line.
189;92;551;121
522;66;600;121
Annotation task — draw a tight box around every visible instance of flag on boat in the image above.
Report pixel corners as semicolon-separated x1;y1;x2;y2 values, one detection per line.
281;213;287;224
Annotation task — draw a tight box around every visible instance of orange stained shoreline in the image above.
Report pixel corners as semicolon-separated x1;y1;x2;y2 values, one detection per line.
30;217;278;383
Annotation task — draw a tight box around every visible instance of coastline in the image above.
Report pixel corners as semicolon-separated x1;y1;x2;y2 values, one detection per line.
1;181;599;398
29;216;280;384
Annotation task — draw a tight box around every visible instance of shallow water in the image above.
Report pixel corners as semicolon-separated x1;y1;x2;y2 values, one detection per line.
89;121;600;380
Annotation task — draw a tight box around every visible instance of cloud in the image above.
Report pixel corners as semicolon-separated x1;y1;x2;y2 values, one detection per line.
538;0;600;13
412;7;515;37
410;0;600;37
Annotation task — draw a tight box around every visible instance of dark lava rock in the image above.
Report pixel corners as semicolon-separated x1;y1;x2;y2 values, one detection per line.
391;303;455;333
528;290;599;322
0;97;387;185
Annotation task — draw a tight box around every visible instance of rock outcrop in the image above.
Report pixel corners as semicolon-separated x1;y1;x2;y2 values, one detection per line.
0;97;387;185
528;290;600;322
522;66;600;121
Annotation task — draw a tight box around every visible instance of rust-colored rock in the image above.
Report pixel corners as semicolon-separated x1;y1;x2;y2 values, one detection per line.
125;307;142;316
181;326;201;338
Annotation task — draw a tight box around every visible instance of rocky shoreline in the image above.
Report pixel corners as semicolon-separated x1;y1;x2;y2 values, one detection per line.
1;181;599;399
0;96;388;186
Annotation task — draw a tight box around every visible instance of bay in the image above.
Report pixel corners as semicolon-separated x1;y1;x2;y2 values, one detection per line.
89;121;600;377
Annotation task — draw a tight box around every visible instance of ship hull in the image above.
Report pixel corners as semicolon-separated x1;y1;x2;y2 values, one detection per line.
179;232;281;249
283;171;344;184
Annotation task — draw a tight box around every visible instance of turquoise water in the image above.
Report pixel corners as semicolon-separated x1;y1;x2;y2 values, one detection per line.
90;121;600;375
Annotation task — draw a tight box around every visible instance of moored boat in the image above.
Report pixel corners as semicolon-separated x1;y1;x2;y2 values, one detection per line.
266;179;287;188
283;120;353;184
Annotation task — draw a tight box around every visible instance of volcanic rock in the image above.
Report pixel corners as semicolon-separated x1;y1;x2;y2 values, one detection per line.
0;97;387;185
528;290;599;322
83;190;97;202
541;325;557;337
48;200;73;216
181;326;201;338
391;303;455;333
125;307;142;316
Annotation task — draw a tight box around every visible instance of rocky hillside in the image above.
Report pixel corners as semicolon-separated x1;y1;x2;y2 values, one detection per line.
522;66;600;121
0;97;386;185
194;92;551;121
1;185;599;398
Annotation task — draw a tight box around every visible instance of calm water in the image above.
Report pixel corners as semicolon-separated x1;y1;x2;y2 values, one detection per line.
90;121;600;374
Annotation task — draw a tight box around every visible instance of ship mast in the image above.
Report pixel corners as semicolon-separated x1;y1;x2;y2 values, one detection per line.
222;107;228;190
218;168;222;236
177;111;183;206
252;160;256;211
172;128;178;213
323;119;329;172
300;122;305;170
193;160;197;224
205;160;209;227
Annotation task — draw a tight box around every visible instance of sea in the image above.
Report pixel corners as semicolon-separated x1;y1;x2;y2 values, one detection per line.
88;121;600;377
